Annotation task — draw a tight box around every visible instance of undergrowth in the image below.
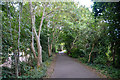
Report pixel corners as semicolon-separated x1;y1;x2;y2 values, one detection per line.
78;57;120;79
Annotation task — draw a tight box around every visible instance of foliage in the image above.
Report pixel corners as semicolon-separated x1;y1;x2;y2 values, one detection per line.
87;64;120;79
93;55;107;65
69;48;85;58
1;1;120;79
78;57;88;63
42;50;49;62
1;67;16;78
21;66;46;78
19;57;52;78
93;2;120;67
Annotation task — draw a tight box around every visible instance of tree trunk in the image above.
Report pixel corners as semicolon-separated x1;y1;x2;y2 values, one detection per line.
30;2;37;60
50;43;53;52
88;43;94;63
36;36;42;66
14;51;18;77
48;37;51;57
50;29;55;52
47;22;51;57
112;42;115;66
30;3;37;59
71;36;78;49
29;1;45;66
31;42;37;59
16;2;22;77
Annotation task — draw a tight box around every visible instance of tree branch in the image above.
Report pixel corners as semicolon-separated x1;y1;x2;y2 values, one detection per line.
46;7;60;16
88;43;95;63
29;1;38;39
38;7;45;38
71;36;78;49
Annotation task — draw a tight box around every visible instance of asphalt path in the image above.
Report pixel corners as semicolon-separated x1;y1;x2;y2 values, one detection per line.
51;54;99;78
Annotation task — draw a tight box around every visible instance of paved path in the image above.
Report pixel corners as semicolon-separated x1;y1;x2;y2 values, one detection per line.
51;54;99;78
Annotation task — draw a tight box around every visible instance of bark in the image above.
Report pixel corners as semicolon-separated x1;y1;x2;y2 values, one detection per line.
16;2;22;77
36;36;42;66
14;51;18;77
30;3;37;59
71;36;78;49
45;7;60;15
50;39;53;52
50;27;55;52
47;22;51;57
38;8;45;38
31;42;37;59
29;1;45;66
37;7;45;64
50;43;52;53
88;43;94;63
48;37;51;57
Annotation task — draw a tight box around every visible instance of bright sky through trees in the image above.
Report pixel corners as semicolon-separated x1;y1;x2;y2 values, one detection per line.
74;0;93;11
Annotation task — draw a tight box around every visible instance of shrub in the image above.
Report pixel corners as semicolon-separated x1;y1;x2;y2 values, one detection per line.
78;57;88;63
69;48;85;58
20;56;53;78
1;67;16;78
20;62;48;78
20;62;33;75
93;55;107;65
42;50;49;62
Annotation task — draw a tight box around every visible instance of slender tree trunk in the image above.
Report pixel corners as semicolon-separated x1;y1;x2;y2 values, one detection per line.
16;2;22;77
29;1;40;66
48;37;51;57
14;51;18;77
37;6;45;66
36;36;42;66
47;22;51;56
112;42;115;66
88;43;94;63
71;36;78;49
50;28;55;52
30;6;37;59
31;42;37;59
0;3;2;68
29;1;45;66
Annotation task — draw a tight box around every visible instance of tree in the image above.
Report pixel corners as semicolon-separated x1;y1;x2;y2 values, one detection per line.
29;1;45;66
15;2;22;77
93;2;120;67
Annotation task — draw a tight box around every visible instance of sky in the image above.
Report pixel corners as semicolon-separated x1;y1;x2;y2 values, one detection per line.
74;0;94;11
13;0;94;11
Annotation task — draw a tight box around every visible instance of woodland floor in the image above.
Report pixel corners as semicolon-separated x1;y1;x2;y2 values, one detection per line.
51;54;105;78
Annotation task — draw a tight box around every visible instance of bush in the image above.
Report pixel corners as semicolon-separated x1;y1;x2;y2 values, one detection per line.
78;57;88;63
20;61;49;78
20;62;33;75
20;56;53;78
20;66;46;78
87;64;120;79
93;55;107;65
69;48;85;58
42;50;49;62
1;67;16;78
